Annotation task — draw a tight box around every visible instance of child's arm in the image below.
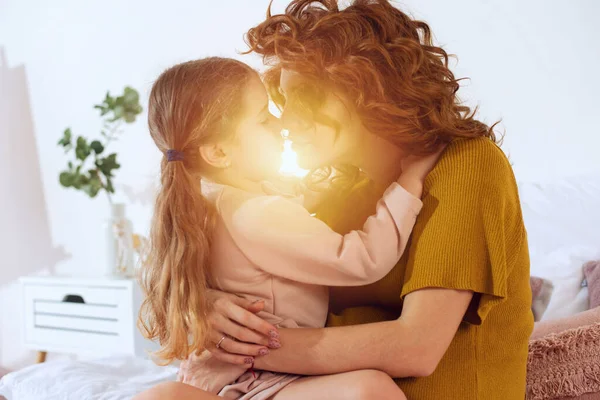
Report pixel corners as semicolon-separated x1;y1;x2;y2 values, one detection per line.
222;178;421;287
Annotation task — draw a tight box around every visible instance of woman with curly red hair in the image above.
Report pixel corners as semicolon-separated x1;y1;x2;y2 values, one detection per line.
140;1;533;399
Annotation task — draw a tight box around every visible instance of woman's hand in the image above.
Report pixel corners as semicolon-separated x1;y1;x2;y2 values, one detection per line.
204;290;281;365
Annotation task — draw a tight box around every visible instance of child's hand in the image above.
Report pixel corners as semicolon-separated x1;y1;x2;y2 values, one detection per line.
398;147;446;198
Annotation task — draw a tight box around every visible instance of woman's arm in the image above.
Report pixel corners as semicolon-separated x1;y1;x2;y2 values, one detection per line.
255;288;472;377
196;287;480;378
200;287;471;374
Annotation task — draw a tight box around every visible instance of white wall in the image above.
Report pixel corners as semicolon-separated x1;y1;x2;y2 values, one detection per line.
0;0;599;369
400;0;600;182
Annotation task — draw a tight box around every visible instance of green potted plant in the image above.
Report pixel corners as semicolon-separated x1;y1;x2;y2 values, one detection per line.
57;87;143;276
57;87;142;202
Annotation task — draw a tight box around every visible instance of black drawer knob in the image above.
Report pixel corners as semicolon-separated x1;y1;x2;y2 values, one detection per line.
62;294;85;304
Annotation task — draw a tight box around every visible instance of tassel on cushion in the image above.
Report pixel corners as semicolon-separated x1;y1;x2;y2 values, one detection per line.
527;323;600;400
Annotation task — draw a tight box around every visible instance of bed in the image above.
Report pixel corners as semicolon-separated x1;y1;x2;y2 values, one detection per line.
0;356;176;400
1;174;599;400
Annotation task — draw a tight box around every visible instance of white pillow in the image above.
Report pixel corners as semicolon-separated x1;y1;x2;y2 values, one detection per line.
519;174;600;320
529;245;596;320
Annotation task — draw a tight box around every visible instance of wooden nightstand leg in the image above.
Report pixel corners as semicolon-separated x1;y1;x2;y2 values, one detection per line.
36;351;47;363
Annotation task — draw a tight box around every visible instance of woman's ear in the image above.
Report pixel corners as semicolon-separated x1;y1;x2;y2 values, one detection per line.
199;143;231;169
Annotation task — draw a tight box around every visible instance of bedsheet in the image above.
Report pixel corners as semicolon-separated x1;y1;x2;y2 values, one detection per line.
0;356;176;400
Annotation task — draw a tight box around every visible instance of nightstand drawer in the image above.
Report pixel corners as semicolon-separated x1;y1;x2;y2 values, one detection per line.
35;314;118;333
34;301;117;319
25;284;126;306
27;324;121;353
22;279;136;355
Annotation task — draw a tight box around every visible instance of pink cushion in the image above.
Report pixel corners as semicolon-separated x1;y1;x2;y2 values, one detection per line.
584;261;600;309
531;276;554;321
527;323;600;400
531;306;600;340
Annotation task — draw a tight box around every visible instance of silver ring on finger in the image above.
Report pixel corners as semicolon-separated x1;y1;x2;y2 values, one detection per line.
216;335;227;349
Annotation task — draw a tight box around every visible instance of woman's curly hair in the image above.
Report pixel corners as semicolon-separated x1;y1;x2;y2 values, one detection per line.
246;0;497;156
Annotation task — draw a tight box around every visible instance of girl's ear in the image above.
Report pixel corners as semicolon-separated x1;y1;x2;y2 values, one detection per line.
199;143;231;169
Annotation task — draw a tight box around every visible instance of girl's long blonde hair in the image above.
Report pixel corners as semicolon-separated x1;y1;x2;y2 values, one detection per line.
139;58;254;364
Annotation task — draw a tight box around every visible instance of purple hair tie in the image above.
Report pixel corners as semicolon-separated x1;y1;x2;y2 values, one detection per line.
166;149;184;162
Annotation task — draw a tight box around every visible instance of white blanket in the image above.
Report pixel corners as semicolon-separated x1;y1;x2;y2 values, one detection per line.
0;357;177;400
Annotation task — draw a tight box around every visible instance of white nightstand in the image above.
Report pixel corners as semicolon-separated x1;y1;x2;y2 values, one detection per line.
20;276;158;362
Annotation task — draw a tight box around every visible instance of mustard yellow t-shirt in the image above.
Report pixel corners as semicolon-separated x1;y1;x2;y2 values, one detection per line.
327;137;534;400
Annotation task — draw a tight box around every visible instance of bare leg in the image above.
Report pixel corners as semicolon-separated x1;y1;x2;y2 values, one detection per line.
272;369;406;400
133;381;221;400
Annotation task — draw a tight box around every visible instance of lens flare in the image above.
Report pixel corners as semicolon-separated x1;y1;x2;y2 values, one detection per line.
279;130;309;178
